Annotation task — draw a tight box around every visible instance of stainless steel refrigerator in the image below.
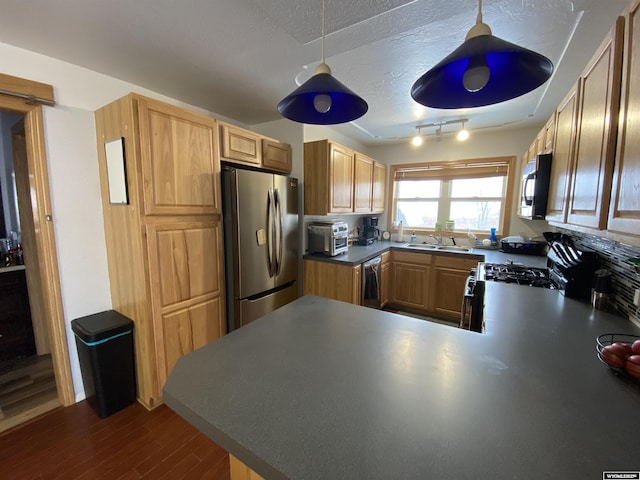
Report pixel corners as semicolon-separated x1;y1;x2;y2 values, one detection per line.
222;165;299;332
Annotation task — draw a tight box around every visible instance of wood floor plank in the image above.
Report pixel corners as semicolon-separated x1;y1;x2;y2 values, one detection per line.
0;400;230;480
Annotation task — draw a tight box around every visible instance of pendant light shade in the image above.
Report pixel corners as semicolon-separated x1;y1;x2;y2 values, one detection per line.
277;64;368;124
277;0;368;125
411;0;553;109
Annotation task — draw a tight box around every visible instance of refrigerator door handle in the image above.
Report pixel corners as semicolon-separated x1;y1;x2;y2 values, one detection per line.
274;188;284;276
267;188;276;277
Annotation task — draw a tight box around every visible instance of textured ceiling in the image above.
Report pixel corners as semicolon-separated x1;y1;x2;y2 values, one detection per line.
0;0;629;145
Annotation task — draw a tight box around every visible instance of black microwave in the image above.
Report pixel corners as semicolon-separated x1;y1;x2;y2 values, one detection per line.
519;153;552;220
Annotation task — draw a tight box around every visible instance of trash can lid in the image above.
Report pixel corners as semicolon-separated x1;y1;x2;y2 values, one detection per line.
71;310;133;343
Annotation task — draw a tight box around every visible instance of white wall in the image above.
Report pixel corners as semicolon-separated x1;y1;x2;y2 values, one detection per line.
41;106;113;399
304;124;373;156
368;127;553;240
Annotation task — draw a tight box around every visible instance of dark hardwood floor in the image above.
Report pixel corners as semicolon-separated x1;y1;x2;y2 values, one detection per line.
0;400;231;479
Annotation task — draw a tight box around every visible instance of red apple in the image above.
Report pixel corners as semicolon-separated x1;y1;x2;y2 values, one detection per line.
612;342;633;358
631;339;640;355
600;344;627;369
625;355;640;379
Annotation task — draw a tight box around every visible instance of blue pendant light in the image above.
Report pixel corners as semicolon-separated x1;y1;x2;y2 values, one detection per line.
278;0;368;125
411;0;553;109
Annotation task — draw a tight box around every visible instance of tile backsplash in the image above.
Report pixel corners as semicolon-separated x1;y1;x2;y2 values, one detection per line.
557;228;640;325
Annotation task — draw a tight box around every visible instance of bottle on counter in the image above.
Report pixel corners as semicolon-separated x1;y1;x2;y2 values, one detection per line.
489;227;498;245
410;231;417;243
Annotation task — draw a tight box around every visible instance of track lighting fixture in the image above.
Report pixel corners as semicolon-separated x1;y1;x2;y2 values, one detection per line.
410;118;470;146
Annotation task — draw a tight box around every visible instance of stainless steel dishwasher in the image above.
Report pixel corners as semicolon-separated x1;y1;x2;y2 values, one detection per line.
362;256;381;309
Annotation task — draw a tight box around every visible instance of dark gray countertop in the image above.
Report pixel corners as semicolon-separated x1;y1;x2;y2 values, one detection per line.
164;291;640;480
304;241;547;268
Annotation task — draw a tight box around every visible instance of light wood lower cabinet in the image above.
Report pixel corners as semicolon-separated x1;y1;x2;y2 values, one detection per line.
391;251;432;311
304;250;482;320
431;256;479;321
230;455;265;480
161;297;223;381
303;260;362;305
146;219;226;387
380;251;391;308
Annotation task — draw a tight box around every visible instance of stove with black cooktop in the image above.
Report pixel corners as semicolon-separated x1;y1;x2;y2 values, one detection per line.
478;263;556;289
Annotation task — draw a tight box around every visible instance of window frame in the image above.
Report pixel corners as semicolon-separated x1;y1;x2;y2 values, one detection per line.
387;156;516;237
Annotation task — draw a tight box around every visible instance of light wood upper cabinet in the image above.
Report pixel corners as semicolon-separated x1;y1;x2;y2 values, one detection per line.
219;123;262;166
546;81;581;224
543;113;556;153
304;139;386;215
608;0;640;237
372;161;387;214
219;122;292;173
262;139;292;173
329;144;355;213
304;140;355;215
567;17;624;229
354;153;374;213
137;97;220;216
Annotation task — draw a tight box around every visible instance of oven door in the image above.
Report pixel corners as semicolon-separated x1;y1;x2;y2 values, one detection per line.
332;234;349;255
460;277;485;333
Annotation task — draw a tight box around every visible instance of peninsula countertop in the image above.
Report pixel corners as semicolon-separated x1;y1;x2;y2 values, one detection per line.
164;291;640;479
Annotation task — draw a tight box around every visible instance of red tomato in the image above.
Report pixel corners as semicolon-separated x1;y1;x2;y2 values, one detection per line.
631;340;640;355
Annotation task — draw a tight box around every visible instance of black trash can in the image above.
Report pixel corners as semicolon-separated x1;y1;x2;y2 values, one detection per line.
71;310;136;418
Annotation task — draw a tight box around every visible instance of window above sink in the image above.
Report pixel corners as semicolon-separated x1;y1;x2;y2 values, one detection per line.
389;156;515;238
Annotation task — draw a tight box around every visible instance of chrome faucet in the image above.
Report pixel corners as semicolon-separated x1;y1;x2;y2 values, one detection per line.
428;234;443;245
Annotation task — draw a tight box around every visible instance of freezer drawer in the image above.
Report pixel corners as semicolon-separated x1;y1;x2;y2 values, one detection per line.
233;282;298;331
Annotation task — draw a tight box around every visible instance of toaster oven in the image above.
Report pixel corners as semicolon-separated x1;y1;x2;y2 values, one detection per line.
307;221;349;256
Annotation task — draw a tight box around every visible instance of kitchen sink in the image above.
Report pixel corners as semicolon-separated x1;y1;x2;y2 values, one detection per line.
436;246;471;252
405;243;438;250
405;244;471;253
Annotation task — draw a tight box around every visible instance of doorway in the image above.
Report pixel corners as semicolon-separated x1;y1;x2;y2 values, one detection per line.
0;77;74;433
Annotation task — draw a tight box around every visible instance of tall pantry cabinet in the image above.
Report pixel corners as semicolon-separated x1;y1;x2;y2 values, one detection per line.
94;94;225;409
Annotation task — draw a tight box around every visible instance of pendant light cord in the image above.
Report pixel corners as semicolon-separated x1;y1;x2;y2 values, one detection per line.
321;0;326;64
476;0;483;25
